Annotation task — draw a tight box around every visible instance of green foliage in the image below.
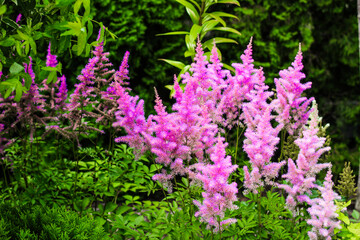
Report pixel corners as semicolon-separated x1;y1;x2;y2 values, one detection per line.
0;0;114;100
334;200;360;239
0;203;110;239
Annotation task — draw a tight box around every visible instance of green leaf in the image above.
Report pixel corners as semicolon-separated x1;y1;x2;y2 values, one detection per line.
9;62;24;74
159;59;185;70
14;81;23;102
203;37;238;50
156;31;189;36
352;209;360;220
87;20;93;41
0;37;16;47
17;30;29;40
77;29;87;55
19;72;32;90
212;27;241;35
175;0;199;24
189;24;202;43
2;17;19;29
46;71;57;84
83;0;90;18
348;223;360;236
0;5;6;15
201;20;219;37
28;36;37;54
217;0;240;5
74;0;82;14
205;13;226;27
104;202;117;213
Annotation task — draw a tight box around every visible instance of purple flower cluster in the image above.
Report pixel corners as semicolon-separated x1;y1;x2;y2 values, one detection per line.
278;101;332;212
307;169;341;240
273;45;314;136
193;135;238;232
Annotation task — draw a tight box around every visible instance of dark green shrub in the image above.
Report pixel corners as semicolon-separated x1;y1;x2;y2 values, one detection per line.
0;202;110;239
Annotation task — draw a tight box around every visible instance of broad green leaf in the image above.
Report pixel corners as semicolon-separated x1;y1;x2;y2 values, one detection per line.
87;20;93;41
2;17;19;29
83;0;90;18
210;11;239;20
104;202;118;213
189;24;202;43
17;30;29;40
184;49;195;58
46;71;57;84
14;81;23;102
201;20;219;37
77;29;87;55
74;0;82;14
9;62;24;74
212;27;241;35
185;34;196;52
28;36;37;54
188;0;200;10
205;13;226;27
158;59;185;70
223;63;235;73
0;37;16;47
176;0;199;24
348;223;360;236
352;209;360;220
203;37;238;50
156;31;189;36
0;5;6;15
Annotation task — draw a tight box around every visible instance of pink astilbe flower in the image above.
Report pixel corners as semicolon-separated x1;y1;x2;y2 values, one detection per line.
278;101;331;212
46;42;58;67
273;45;314;136
307;169;341;240
40;43;68;112
112;54;151;157
16;14;22;23
193;135;238;232
241;69;285;193
218;37;260;129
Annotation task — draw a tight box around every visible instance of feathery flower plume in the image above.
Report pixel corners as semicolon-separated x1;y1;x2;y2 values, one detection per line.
242;72;285;193
278;101;331;212
193;135;238;232
273;44;314;136
307;169;341;240
218;37;260;129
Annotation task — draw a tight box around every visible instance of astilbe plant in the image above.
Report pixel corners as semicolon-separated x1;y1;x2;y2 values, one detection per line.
272;45;314;136
307;170;341;240
242;72;285;193
278;100;332;211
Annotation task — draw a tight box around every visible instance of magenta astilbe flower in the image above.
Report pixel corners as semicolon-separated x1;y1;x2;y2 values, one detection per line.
16;14;22;23
193;135;238;232
273;46;314;136
218;38;260;129
278;101;331;212
46;43;58;67
0;123;6;153
55;75;68;111
307;169;341;240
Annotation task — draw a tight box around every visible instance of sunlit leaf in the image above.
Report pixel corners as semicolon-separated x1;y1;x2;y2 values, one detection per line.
159;59;185;70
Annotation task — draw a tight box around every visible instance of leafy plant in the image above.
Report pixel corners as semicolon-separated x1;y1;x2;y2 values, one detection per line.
158;0;241;96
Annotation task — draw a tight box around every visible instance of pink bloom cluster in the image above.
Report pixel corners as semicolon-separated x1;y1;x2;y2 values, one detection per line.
242;71;285;193
272;46;314;136
193;135;238;232
307;170;341;240
278;101;331;211
218;38;259;129
114;40;239;229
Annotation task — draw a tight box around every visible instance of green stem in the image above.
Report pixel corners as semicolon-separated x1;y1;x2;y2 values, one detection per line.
257;190;262;237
